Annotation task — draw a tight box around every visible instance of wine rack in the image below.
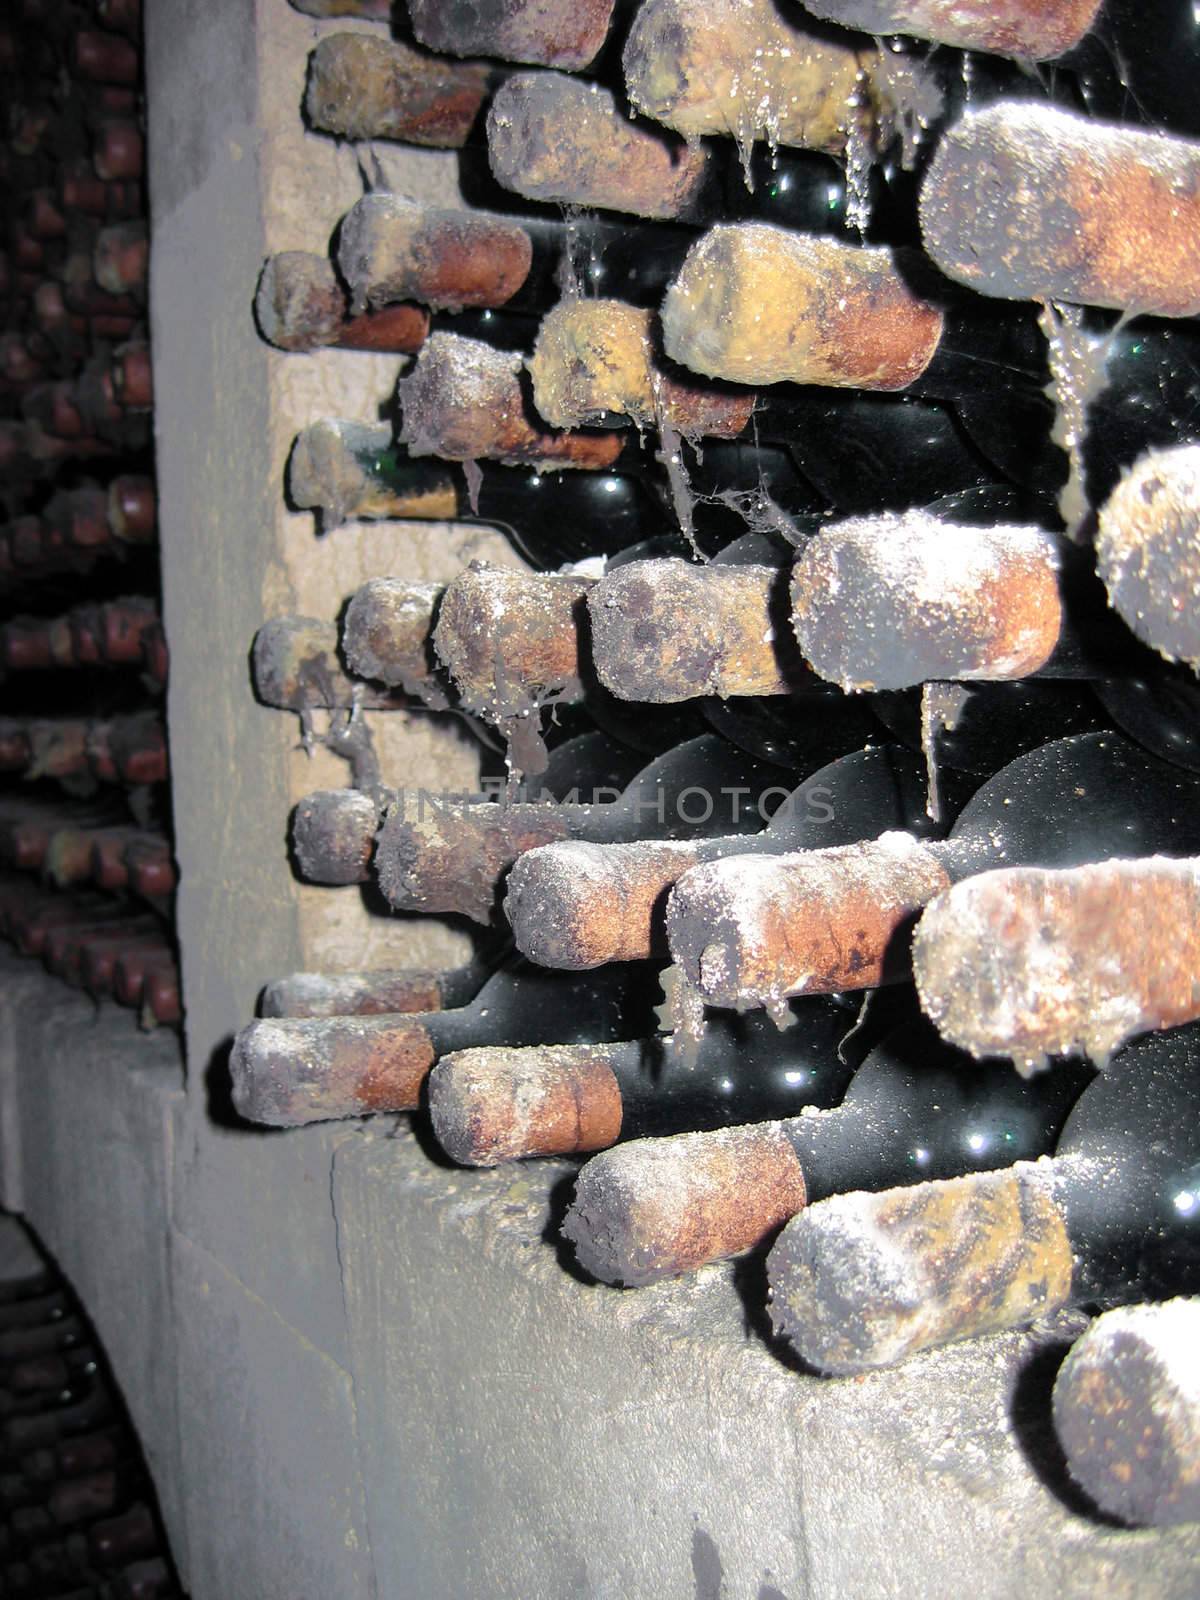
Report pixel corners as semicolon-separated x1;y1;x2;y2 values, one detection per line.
0;0;179;1034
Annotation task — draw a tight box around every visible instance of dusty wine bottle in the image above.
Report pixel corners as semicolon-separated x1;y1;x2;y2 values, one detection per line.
1094;442;1200;672
304;34;501;148
920;102;1200;316
429;995;855;1165
801;0;1102;60
664;733;1200;1017
912;856;1200;1066
230;961;664;1127
287;416;818;566
406;0;619;71
765;1022;1200;1373
523;296;1032;516
562;1016;1090;1284
253;252;423;354
374;731;815;923
260;962;488;1019
621;0;878;157
504;744;937;968
1052;1297;1200;1527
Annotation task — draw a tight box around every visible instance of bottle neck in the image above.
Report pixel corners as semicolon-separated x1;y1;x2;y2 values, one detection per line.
430;961;662;1054
786;1027;1090;1202
617;1002;856;1140
1054;1029;1200;1304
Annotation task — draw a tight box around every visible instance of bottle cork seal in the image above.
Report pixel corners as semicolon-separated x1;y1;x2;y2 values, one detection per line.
430;1043;625;1166
800;0;1101;60
408;0;616;70
919;104;1200;316
767;1162;1075;1373
93;121;144;181
588;559;795;703
506;838;711;967
1053;1298;1200;1527
661;225;944;390
254;253;349;352
1095;444;1200;671
114;346;153;411
397;331;623;470
337;195;534;316
107;476;156;543
623;0;873;154
342;578;449;706
913;858;1200;1068
486;72;710;222
229;1015;437;1126
305;34;495;148
527;299;755;436
374;801;572;922
562;1122;809;1284
291;789;378;885
93;222;147;298
791;513;1064;692
289;419;459;526
290;0;392;16
432;562;592;717
666;835;953;1010
28;720;89;780
261;969;446;1020
251;617;358;710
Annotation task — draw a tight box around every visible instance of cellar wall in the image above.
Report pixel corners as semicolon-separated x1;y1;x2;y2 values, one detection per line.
0;0;1192;1596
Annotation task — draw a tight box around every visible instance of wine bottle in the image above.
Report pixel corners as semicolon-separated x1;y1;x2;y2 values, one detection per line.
871;675;1108;780
251;616;425;714
289;728;646;885
288;0;390;17
1052;1297;1200;1527
304;33;502;148
920;101;1200;317
340;578;453;710
307;23;912;234
331;172;874;331
620;0;877;158
89;1502;158;1566
524;295;1042;515
429;994;856;1165
561;1015;1091;1284
800;0;1102;61
503;743;943;968
405;0;620;71
373;731;811;923
287;416;824;565
229;960;664;1127
1094;442;1200;672
253;251;425;355
259;961;489;1019
664;732;1200;1016
913;855;1200;1066
765;1021;1200;1372
595;504;1147;706
657;221;1057;411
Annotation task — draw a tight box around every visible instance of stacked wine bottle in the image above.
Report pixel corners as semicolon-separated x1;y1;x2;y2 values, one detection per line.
0;1224;183;1598
0;0;179;1030
251;0;1200;1527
